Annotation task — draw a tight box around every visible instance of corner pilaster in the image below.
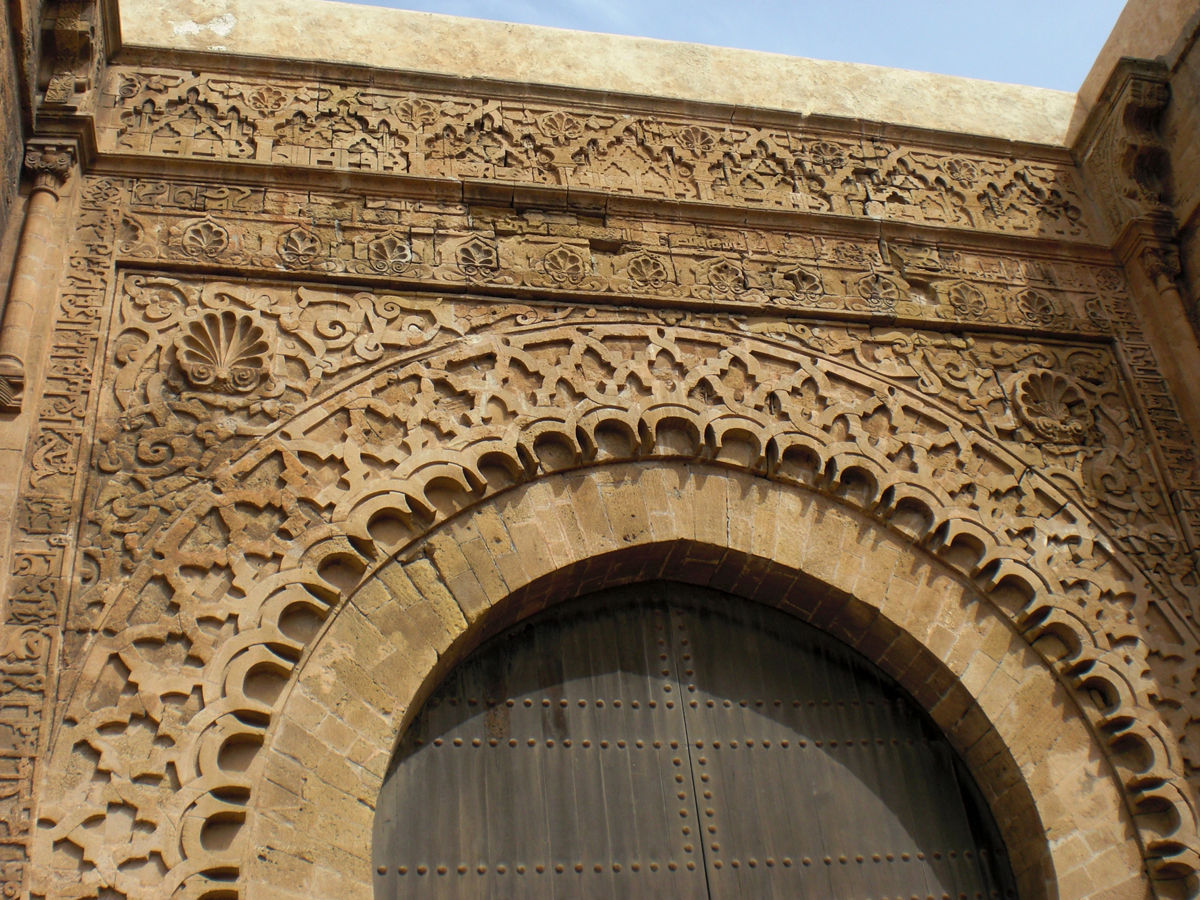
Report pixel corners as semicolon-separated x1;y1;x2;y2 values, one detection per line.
1075;59;1200;449
0;143;75;412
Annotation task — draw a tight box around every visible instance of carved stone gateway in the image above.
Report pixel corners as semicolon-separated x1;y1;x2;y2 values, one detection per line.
1;3;1200;900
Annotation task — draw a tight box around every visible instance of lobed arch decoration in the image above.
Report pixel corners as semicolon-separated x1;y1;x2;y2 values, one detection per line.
30;280;1200;900
249;468;1137;900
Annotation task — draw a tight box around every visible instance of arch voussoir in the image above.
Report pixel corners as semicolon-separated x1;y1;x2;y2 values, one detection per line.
235;463;1154;900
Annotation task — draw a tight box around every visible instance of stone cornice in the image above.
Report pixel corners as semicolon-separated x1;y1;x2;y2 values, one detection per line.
1072;58;1174;235
115;0;1078;145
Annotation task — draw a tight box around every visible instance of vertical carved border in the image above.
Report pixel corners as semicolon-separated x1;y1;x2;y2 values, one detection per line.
1105;271;1200;559
3;176;122;900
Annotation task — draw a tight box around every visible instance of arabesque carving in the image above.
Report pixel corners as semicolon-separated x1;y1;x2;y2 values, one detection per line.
96;66;1091;240
102;177;1114;334
24;265;1200;900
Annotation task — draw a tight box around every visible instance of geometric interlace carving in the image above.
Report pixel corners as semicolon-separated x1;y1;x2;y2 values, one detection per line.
32;273;1200;899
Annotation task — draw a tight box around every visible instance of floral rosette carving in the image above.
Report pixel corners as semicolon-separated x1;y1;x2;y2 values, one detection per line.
180;218;230;259
278;227;321;268
456;237;499;279
542;245;587;285
707;259;745;296
1014;288;1062;326
539;111;584;145
945;282;989;320
675;125;717;157
766;265;827;308
366;233;413;275
627;254;671;290
853;273;903;313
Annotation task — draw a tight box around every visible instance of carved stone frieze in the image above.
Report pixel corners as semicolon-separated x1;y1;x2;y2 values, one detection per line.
2;1;1200;895
95;66;1093;240
5;113;1199;900
107;179;1115;334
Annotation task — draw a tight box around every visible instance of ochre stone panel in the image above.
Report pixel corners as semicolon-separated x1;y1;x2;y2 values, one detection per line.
16;247;1199;899
97;65;1091;241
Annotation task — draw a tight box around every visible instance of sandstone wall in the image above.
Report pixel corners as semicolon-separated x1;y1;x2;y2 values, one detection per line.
0;4;1198;900
0;0;31;243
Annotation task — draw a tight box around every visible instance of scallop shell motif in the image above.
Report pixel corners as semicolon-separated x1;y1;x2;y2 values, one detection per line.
174;310;271;394
1014;370;1092;444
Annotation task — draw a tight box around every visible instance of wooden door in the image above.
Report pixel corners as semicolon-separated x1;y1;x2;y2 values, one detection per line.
374;584;1017;900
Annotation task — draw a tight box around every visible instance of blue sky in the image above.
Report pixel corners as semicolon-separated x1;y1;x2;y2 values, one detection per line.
332;0;1127;91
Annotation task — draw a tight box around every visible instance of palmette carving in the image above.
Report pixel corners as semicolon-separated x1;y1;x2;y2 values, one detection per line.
174;310;272;393
99;66;1091;240
26;263;1200;900
1014;370;1094;444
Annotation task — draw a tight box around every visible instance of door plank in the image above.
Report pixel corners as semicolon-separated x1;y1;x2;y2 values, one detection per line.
374;586;1017;900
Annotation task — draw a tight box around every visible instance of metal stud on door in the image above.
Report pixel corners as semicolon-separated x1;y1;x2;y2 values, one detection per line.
374;591;708;899
669;592;1013;900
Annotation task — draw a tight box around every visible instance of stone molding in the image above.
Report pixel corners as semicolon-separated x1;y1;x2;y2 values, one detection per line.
1074;60;1198;347
1075;60;1174;237
105;184;1113;334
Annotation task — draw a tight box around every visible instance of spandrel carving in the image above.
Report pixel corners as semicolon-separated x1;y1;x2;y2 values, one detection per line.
24;252;1200;899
